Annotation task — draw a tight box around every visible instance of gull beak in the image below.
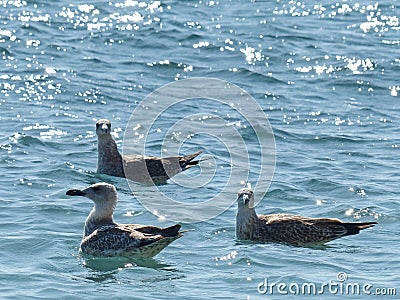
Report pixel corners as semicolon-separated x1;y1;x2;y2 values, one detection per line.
66;189;87;196
101;123;109;133
242;194;250;205
237;193;250;206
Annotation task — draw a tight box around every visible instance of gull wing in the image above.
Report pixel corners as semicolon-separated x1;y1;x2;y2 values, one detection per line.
80;224;183;258
122;151;202;183
256;214;376;245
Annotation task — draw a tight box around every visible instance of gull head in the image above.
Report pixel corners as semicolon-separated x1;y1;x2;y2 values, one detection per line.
66;182;118;207
237;187;255;209
96;119;112;137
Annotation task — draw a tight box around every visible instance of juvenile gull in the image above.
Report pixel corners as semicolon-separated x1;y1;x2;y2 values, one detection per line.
96;119;202;184
236;188;377;245
66;182;184;258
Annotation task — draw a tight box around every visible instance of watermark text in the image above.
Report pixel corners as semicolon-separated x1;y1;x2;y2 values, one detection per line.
258;272;396;296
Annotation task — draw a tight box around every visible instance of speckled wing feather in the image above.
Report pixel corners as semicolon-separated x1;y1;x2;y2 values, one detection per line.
80;224;180;258
122;155;176;183
123;151;202;183
255;214;355;245
144;156;182;178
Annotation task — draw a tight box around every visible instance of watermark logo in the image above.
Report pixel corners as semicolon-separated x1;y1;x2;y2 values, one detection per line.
257;272;397;296
122;77;275;222
336;271;348;282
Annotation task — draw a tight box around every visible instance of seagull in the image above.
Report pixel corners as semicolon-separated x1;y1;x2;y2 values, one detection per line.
66;182;184;258
96;119;202;184
236;187;377;245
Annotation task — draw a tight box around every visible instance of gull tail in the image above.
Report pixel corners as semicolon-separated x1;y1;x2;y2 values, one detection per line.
161;224;183;237
180;150;203;170
135;224;184;238
342;221;377;236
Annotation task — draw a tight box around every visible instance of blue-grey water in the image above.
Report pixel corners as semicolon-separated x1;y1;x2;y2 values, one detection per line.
1;1;399;299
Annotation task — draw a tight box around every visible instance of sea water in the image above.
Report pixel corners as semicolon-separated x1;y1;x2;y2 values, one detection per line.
0;1;399;299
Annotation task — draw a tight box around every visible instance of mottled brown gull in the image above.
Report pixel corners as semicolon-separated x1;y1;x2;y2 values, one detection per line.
96;119;202;184
66;182;184;258
236;188;377;245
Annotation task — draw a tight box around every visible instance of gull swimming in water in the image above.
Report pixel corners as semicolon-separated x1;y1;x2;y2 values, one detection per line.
66;182;184;258
236;187;377;245
96;119;202;184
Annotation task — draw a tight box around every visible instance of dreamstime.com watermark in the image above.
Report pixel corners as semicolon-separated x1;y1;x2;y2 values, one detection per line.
257;272;397;296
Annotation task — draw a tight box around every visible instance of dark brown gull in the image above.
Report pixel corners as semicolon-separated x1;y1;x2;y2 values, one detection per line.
236;187;377;245
66;182;184;258
96;119;202;184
